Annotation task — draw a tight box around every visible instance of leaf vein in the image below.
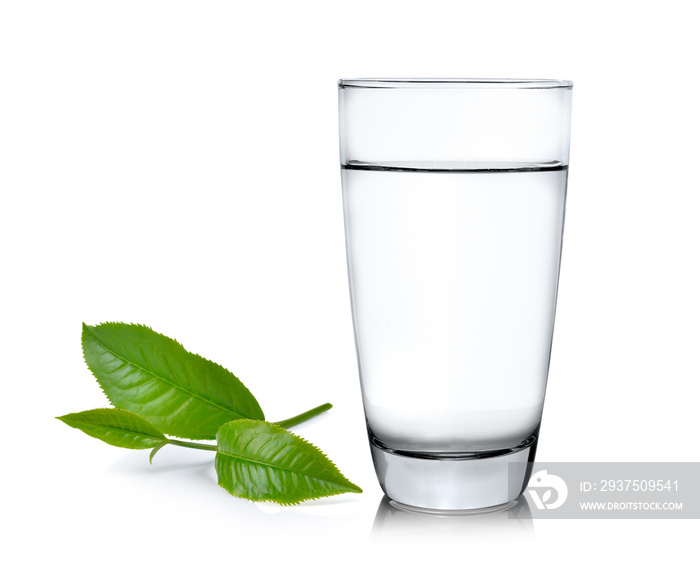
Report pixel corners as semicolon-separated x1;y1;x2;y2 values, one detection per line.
89;332;246;419
218;451;348;489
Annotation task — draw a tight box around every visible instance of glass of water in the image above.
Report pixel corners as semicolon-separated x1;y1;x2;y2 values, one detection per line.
338;79;573;510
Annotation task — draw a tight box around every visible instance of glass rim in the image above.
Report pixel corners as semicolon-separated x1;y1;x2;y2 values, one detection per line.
338;78;573;89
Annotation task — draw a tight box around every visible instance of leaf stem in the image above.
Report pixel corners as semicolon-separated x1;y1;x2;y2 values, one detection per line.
149;440;169;464
167;439;218;451
273;403;333;429
151;403;334;462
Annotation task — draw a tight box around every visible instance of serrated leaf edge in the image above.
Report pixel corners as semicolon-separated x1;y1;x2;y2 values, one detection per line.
57;408;166;437
82;322;263;429
56;407;168;451
216;486;359;507
215;419;362;506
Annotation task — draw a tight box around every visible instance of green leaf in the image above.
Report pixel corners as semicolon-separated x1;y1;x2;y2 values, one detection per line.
215;420;362;505
82;322;264;440
149;440;169;464
56;408;167;450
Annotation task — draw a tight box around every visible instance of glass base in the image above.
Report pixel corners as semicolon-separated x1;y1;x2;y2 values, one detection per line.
369;433;538;511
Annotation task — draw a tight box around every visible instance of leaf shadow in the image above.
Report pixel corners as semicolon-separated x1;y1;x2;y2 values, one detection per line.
107;444;216;479
103;444;365;528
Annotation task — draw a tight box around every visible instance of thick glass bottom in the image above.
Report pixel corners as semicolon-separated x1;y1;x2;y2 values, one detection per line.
369;432;538;510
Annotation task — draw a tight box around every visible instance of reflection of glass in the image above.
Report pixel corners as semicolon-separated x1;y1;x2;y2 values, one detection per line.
372;496;534;542
339;79;573;510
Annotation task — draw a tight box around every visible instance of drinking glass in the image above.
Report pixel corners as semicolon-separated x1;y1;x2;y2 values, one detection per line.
338;78;573;510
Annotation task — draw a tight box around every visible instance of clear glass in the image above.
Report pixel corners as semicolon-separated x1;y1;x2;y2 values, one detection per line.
338;78;573;510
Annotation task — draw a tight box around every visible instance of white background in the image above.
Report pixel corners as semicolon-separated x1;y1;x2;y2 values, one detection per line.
1;0;698;574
